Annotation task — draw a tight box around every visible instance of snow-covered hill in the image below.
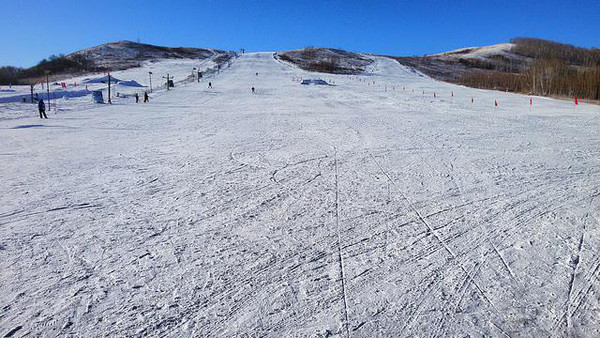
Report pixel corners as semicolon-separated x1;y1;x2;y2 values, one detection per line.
1;51;599;337
275;48;373;74
392;42;530;82
429;43;518;60
69;40;233;71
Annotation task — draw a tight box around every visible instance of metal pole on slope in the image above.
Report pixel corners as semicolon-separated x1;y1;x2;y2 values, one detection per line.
45;71;51;111
107;72;112;104
149;72;153;93
192;67;196;83
163;74;171;90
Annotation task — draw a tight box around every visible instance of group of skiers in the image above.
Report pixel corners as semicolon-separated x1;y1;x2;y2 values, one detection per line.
133;92;150;104
34;67;259;118
36;91;151;118
207;81;255;94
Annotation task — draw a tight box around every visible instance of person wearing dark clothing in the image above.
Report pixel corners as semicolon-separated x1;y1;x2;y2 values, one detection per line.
208;82;212;89
251;87;255;94
135;93;139;103
38;99;47;119
143;91;149;103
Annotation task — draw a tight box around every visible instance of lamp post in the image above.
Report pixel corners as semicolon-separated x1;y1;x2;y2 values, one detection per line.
148;71;153;93
45;70;51;111
163;74;172;90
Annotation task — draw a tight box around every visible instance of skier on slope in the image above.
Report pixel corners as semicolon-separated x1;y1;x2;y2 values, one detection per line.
251;87;255;94
134;93;139;103
143;91;149;103
208;82;212;89
38;99;47;119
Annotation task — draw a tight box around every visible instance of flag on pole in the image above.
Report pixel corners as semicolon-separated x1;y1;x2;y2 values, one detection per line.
495;100;498;107
574;96;579;105
530;98;532;106
451;91;454;97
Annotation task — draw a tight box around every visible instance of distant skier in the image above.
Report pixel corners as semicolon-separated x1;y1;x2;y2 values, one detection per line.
256;72;258;76
251;87;255;94
134;92;139;103
208;82;212;89
143;91;149;103
38;99;47;119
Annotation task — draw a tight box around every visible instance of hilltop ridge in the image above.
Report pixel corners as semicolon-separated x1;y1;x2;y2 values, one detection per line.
69;40;230;70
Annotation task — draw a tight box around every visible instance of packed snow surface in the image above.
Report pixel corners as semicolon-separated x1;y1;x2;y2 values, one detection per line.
1;52;600;337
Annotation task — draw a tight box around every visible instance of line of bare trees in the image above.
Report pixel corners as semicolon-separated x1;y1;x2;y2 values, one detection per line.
458;38;600;100
512;37;600;67
0;54;100;85
459;59;600;100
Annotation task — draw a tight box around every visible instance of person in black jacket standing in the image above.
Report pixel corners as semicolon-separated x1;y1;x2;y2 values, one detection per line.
38;99;47;119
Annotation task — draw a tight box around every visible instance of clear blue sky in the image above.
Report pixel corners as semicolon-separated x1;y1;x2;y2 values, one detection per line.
1;0;599;67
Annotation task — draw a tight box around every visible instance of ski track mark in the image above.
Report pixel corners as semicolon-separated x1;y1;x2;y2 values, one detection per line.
333;148;351;338
552;194;599;337
367;150;512;334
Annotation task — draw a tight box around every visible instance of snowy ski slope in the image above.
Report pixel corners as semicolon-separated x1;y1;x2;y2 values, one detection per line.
1;52;599;337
